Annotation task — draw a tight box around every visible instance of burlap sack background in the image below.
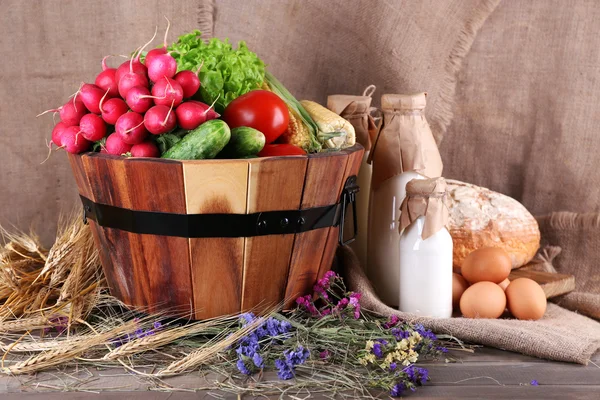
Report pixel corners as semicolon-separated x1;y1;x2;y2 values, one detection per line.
440;0;600;216
537;213;600;320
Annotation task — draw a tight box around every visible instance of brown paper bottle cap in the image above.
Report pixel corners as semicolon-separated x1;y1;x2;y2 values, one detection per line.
381;92;427;111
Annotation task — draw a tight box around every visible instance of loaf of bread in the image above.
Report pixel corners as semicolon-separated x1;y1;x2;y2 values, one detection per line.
447;180;540;271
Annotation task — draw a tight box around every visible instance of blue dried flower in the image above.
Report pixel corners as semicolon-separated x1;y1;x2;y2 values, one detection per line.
372;343;384;358
390;382;405;397
417;367;429;384
266;318;280;337
240;312;256;325
252;352;264;368
389;362;397;371
153;321;162;330
236;358;251;375
414;324;437;340
278;320;292;334
531;380;539;386
275;359;295;380
391;328;410;340
284;345;310;366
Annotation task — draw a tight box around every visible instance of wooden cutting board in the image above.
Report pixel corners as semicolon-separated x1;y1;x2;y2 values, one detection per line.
508;269;575;299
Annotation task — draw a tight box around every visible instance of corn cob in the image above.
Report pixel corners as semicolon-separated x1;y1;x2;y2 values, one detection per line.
262;79;321;153
299;100;356;149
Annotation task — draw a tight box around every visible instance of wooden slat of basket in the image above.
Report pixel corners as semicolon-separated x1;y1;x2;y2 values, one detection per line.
183;160;249;319
316;146;364;283
124;158;192;315
282;151;349;309
241;156;308;313
82;155;193;315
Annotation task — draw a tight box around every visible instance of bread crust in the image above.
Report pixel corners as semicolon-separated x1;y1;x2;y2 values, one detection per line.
447;180;540;271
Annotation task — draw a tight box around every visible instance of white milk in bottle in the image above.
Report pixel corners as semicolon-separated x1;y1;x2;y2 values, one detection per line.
367;93;443;307
398;178;453;318
328;88;378;270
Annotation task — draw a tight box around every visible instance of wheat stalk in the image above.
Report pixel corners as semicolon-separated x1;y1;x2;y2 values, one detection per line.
157;314;268;376
2;319;138;375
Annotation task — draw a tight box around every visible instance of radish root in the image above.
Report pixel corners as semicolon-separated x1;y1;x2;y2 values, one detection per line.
122;120;145;135
163;100;175;126
98;88;111;114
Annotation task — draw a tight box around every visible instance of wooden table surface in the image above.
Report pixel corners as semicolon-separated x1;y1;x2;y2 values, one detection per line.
0;347;598;399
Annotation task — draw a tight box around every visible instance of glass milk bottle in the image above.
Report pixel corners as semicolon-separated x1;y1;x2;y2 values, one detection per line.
367;93;443;307
398;177;452;318
328;87;378;271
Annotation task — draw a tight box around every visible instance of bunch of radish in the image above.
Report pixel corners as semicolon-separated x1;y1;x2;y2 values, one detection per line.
41;23;218;157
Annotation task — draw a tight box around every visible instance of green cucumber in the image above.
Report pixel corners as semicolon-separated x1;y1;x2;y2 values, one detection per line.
161;120;231;160
219;127;266;158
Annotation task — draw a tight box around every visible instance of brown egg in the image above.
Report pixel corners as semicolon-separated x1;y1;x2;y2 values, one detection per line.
460;281;506;319
498;278;510;291
452;273;469;306
505;278;547;320
461;247;512;284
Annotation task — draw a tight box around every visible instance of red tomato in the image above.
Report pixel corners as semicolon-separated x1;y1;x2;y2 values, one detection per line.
258;144;306;157
223;90;289;143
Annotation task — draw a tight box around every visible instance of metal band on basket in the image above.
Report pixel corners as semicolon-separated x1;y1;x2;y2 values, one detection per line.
81;176;359;244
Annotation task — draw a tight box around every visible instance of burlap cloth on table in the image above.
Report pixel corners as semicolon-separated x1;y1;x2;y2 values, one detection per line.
338;246;600;365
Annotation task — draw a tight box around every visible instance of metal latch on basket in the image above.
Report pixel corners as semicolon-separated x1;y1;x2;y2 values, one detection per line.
338;175;359;246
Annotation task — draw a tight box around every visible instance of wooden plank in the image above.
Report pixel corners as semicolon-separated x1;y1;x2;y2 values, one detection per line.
509;269;576;299
82;155;192;316
241;156;308;312
82;154;135;305
316;145;364;283
124;158;191;316
283;151;349;309
183;160;248;319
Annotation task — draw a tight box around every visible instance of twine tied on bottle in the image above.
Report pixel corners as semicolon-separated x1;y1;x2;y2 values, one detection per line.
399;177;449;239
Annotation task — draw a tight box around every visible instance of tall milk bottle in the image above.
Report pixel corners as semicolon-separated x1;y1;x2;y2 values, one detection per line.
398;178;453;318
367;93;443;307
328;87;378;271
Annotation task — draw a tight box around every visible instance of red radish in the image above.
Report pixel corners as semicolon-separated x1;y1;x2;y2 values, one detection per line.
175;101;219;130
115;112;148;144
145;17;171;67
144;104;177;134
100;94;129;125
51;122;69;147
78;83;106;114
38;99;88;127
174;70;201;98
131;141;160;157
147;53;177;83
95;56;119;98
125;86;153;113
61;126;91;154
79;114;107;141
150;77;183;107
105;133;133;155
118;67;149;98
115;59;148;84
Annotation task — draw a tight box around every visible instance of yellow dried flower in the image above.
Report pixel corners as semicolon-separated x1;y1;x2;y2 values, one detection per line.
409;331;422;346
407;349;419;364
396;339;409;351
365;340;375;350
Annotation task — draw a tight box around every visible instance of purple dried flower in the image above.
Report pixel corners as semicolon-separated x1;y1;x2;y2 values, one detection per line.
236;358;251;375
252;352;264;368
414;324;437;340
390;382;405;397
278;320;292;334
391;328;410;340
153;321;162;330
275;359;295;380
266;318;280;337
240;312;256;325
531;380;539;386
284;345;310;366
384;315;400;329
389;362;397;371
372;343;384;358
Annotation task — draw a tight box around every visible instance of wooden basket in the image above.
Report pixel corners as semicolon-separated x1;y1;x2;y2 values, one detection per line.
68;145;363;319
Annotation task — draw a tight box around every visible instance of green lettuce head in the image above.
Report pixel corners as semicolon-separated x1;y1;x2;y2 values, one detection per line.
168;30;266;114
